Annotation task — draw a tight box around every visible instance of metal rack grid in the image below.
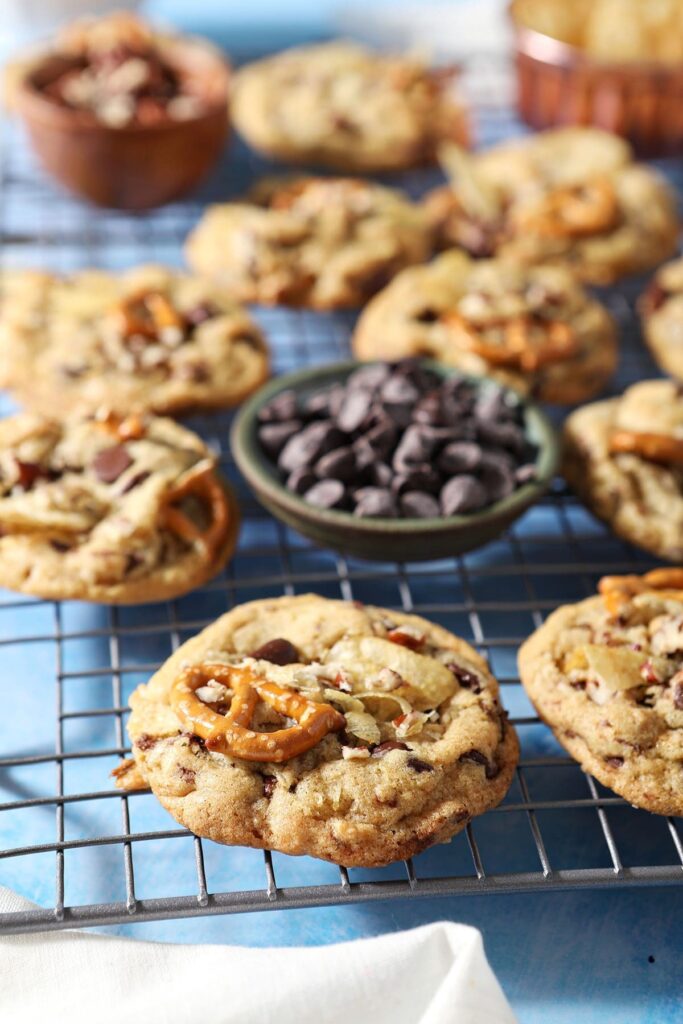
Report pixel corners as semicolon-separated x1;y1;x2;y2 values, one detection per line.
1;52;682;937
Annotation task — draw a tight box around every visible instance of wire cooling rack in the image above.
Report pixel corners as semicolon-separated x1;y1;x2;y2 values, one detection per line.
1;51;682;937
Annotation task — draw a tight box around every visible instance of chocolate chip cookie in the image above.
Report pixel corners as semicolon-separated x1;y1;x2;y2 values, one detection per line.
640;258;683;382
0;266;269;419
519;569;683;815
185;176;432;310
424;130;678;284
564;380;683;561
0;410;238;603
114;594;519;866
230;41;469;173
352;251;617;404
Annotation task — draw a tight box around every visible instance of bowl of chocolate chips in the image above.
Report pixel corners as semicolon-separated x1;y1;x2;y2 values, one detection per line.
5;11;231;209
232;358;558;561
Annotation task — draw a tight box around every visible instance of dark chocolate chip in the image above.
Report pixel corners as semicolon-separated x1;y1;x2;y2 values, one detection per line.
605;756;624;768
353;487;397;518
250;638;300;665
371;740;410;757
259;420;303;458
400;491;440;518
184;302;218;327
407;757;434;773
475;386;514;423
372;462;393;487
92;445;133;484
392;465;441;496
449;663;482;693
414;308;439;324
673;680;683;711
286;467;317;495
478;452;515;503
14;459;51;491
263;775;277;797
346;363;391;392
302;384;345;420
278;420;344;474
135;733;160;751
314;445;357;482
438;441;482;475
440;475;489;515
119;469;151;494
257;390;299;424
337;389;373;434
304;479;348;509
459;749;500;779
515;464;538;486
477;420;525;453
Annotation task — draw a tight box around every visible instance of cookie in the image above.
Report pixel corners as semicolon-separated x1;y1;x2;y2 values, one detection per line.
185;176;432;310
230;41;469;173
640;258;683;381
0;410;238;603
352;250;617;404
115;594;519;867
0;265;269;419
424;129;679;284
519;568;683;815
564;380;683;562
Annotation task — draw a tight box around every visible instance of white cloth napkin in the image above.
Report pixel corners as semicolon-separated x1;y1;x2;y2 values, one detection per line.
0;887;515;1023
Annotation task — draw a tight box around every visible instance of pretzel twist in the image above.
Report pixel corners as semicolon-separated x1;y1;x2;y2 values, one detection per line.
161;460;229;558
514;178;618;239
599;568;683;616
609;431;683;466
446;312;578;372
116;289;185;339
170;663;345;762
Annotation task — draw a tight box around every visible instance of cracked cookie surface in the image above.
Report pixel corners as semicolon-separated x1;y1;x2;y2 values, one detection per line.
117;594;518;866
425;128;678;284
0;265;269;418
564;380;683;561
352;250;617;404
185;176;432;310
519;578;683;815
230;41;468;173
0;411;238;603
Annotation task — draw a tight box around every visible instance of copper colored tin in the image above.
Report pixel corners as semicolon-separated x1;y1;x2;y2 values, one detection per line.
8;36;231;210
510;6;683;157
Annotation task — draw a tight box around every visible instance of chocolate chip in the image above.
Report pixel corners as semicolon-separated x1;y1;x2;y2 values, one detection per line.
449;663;482;693
673;680;683;710
372;462;393;487
346;363;391;392
415;308;439;324
258;390;299;424
250;638;300;665
176;361;210;383
49;539;71;553
304;479;347;510
515;464;538;486
302;384;345;420
478;452;515;503
135;733;160;751
260;420;303;458
477;420;525;453
337;389;372;433
185;302;218;327
605;756;624;768
286;467;316;495
119;469;151;494
353;487;397;518
438;441;482;475
14;459;50;491
400;491;440;518
441;475;489;515
262;775;277;797
371;740;410;757
407;757;433;773
459;749;500;779
92;444;133;484
279;421;344;474
314;446;356;482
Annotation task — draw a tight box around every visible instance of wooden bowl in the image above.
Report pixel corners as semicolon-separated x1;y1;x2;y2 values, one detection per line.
510;1;683;156
7;34;230;209
231;361;559;563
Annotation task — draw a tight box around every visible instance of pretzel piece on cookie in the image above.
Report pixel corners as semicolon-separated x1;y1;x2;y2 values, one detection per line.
446;312;578;373
170;663;345;762
598;568;683;616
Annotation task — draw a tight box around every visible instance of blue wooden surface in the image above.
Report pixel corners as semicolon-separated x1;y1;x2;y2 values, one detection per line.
1;5;683;1022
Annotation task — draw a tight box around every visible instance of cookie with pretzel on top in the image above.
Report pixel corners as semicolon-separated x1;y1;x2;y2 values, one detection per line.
0;410;238;603
0;265;269;419
519;568;683;815
564;380;683;562
114;594;519;867
352;250;617;405
424;129;678;285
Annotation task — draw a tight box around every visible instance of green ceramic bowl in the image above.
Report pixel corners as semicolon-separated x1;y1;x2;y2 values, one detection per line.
231;361;559;562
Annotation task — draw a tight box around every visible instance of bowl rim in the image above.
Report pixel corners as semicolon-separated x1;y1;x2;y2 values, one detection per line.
509;1;683;75
12;34;231;135
231;359;560;538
